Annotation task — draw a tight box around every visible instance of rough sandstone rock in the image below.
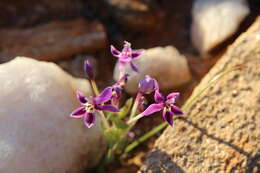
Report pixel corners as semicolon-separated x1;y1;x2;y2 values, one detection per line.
0;57;106;173
0;19;106;62
191;0;250;55
113;46;191;94
140;17;260;173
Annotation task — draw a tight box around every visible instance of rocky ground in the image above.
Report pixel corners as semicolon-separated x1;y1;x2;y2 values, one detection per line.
139;16;260;173
0;0;259;173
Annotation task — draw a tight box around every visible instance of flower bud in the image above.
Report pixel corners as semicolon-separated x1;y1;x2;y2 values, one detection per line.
138;75;156;94
84;60;94;80
117;73;129;86
137;96;148;112
111;85;122;105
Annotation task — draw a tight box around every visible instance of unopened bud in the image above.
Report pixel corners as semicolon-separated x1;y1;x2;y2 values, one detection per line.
84;60;94;80
138;75;157;94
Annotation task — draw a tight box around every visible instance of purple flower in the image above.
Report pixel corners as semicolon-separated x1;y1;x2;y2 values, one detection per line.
111;74;129;105
70;87;119;128
138;75;158;94
111;41;144;72
84;60;94;80
141;90;183;126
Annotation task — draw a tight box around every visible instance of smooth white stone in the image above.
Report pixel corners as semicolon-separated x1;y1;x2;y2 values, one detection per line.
0;57;106;173
191;0;249;55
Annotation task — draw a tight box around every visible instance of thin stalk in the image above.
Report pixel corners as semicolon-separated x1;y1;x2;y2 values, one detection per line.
89;80;109;127
125;65;246;153
125;122;167;153
182;65;246;111
100;111;110;128
110;96;142;157
127;114;143;124
129;100;138;119
106;112;113;121
90;80;100;96
129;92;142;119
90;80;110;125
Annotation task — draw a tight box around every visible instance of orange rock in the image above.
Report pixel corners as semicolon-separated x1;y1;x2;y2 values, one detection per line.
140;17;260;173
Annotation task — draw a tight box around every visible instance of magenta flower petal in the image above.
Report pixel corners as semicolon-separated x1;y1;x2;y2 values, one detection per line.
166;92;180;104
132;49;144;59
84;113;95;128
122;41;132;53
153;79;159;91
130;62;139;72
119;62;126;72
171;105;183;115
111;45;120;57
138;75;156;94
120;55;132;62
84;60;94;80
141;103;164;116
154;90;165;103
93;87;112;104
76;91;87;104
95;104;119;112
114;85;123;95
163;110;173;126
70;107;86;118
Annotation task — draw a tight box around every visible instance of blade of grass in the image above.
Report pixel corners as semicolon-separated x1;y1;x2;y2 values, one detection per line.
124;65;247;153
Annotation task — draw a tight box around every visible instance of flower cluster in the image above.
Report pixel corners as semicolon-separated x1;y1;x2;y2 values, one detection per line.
70;88;119;128
137;75;183;126
70;41;183;128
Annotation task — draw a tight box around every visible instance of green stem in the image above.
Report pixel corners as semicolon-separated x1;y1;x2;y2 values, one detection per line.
89;80;109;128
129;100;138;119
109;96;143;157
129;92;142;119
182;65;245;111
100;111;110;128
125;122;167;153
127;114;143;124
90;80;100;96
124;65;246;153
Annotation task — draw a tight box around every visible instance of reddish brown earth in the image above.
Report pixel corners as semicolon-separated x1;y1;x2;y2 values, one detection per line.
0;19;106;62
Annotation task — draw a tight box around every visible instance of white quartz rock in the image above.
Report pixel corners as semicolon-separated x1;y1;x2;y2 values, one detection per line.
0;57;106;173
191;0;250;55
113;46;191;94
